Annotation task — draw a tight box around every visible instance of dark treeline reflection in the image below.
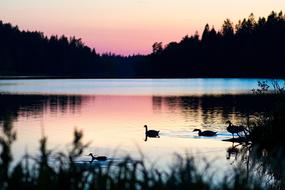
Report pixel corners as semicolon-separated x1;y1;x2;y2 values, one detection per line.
1;11;285;78
0;94;275;127
0;94;84;123
152;95;274;122
0;93;277;128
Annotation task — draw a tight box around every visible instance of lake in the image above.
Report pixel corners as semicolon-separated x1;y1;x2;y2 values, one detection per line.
0;79;273;176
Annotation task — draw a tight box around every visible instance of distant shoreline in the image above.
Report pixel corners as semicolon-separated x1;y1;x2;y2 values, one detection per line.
2;12;285;80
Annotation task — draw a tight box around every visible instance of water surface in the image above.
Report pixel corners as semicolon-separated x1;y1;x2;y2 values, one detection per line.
0;78;261;95
0;79;272;175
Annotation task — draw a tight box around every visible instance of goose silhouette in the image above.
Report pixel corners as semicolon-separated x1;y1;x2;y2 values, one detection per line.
144;125;159;139
226;121;245;138
193;129;217;137
88;153;107;163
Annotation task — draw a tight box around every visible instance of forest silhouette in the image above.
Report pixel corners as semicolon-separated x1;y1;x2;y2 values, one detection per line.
0;11;285;78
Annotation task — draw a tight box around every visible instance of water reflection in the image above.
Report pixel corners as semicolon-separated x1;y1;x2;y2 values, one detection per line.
0;95;84;120
226;142;240;161
152;95;271;128
0;94;272;124
0;94;276;170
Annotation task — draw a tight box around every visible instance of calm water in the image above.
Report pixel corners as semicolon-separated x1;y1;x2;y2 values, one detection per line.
0;79;273;175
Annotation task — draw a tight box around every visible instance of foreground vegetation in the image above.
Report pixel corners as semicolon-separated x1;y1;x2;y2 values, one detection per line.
0;128;280;190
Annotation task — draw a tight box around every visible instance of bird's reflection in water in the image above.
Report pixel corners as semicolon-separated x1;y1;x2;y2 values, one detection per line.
226;142;240;162
144;133;160;142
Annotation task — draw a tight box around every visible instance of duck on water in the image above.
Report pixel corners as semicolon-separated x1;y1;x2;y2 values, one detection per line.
88;153;108;163
144;125;160;137
193;129;217;137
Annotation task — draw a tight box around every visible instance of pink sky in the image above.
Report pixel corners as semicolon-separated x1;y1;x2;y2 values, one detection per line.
0;0;284;55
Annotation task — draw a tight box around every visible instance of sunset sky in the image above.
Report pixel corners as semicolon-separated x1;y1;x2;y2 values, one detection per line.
0;0;284;55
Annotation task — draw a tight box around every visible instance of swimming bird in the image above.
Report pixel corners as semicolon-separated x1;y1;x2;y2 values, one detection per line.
88;153;107;163
144;125;159;137
192;129;217;137
226;121;245;138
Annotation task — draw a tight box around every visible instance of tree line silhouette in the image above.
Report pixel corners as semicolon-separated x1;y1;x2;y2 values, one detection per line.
149;11;285;78
0;22;100;76
0;11;285;78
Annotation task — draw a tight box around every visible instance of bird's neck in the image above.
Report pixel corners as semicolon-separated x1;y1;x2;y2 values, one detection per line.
197;129;201;135
90;154;95;159
145;126;148;132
